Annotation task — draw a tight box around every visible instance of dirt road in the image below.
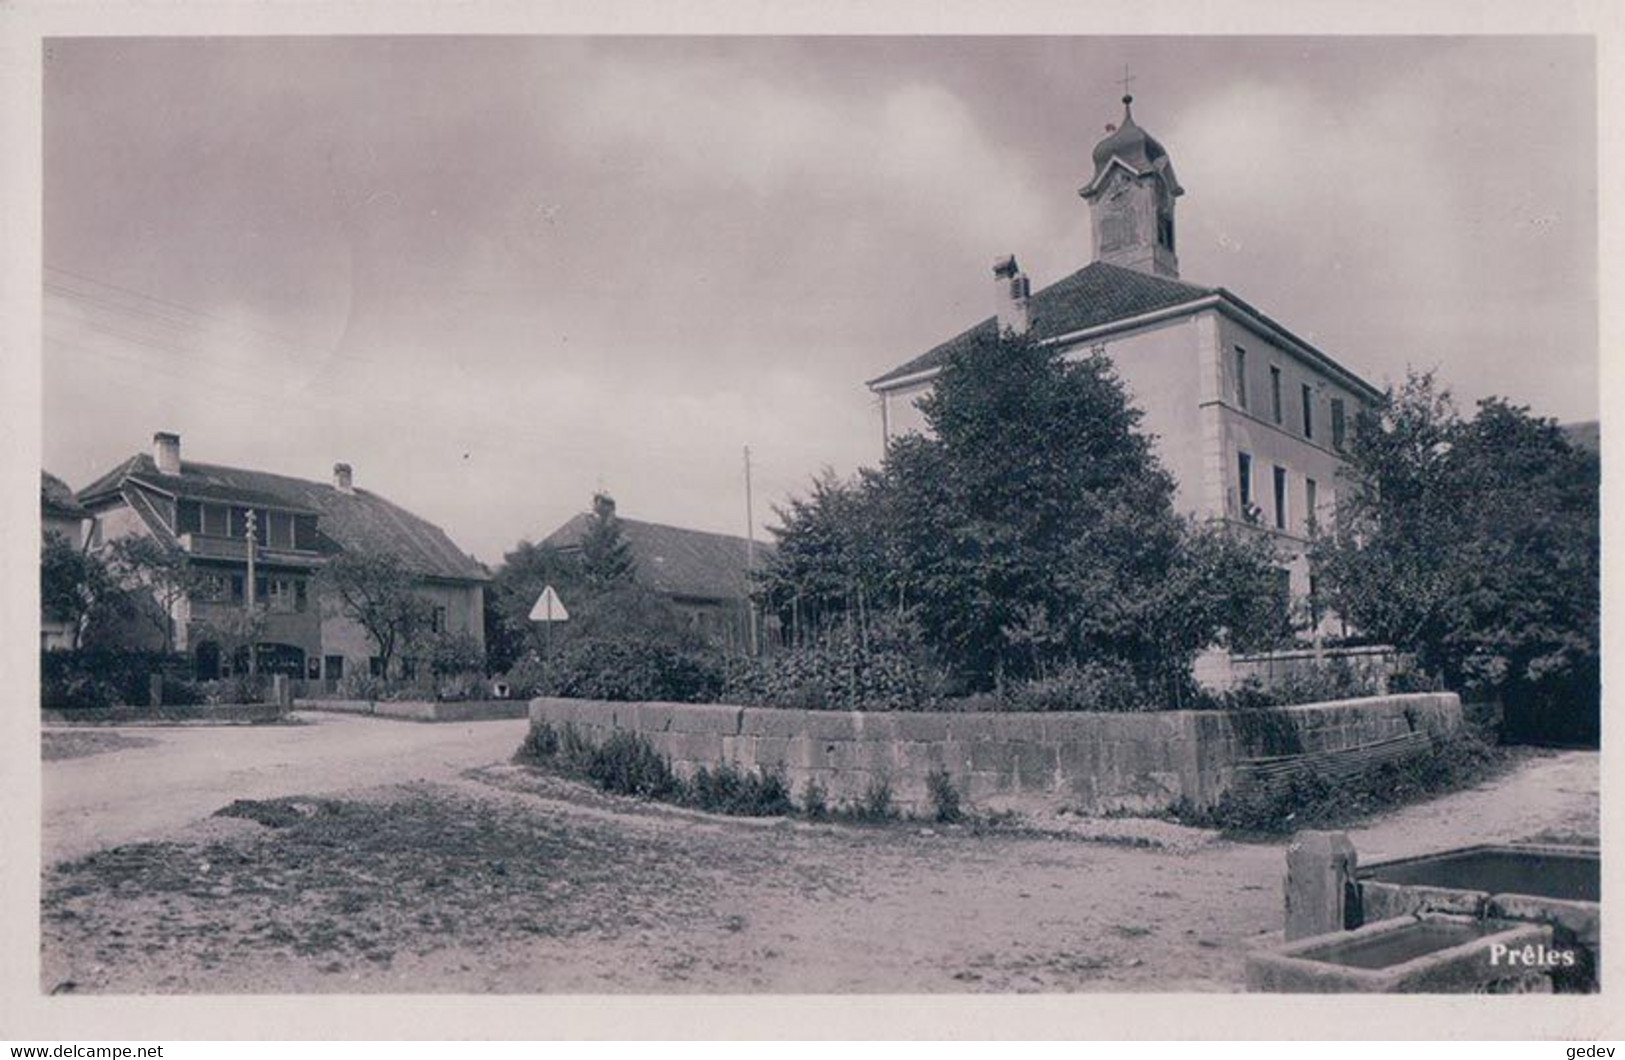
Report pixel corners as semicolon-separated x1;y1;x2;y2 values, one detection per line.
42;712;529;865
39;716;1598;993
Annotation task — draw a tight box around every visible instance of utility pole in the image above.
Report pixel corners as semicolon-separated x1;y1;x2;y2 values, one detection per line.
744;445;759;657
244;509;258;677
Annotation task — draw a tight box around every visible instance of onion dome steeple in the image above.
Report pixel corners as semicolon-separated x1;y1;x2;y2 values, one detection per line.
1079;92;1183;279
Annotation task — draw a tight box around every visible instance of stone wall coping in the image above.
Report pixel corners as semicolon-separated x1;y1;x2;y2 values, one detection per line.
533;692;1455;728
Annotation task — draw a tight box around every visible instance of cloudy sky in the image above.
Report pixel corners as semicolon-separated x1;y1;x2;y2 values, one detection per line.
42;35;1596;565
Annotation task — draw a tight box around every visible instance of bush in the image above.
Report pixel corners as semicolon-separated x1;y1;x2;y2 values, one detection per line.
501;653;549;698
999;659;1153;712
800;779;829;820
1178;730;1508;836
1388;665;1446;694
513;721;561;763
417;630;486;677
159;676;205;706
722;617;948;711
516;723;792;815
854;778;896;821
336;672;388;702
1194;659;1383;712
926;769;962;823
686;762;794;816
433;671;486;702
528;638;726;703
199;674;271;705
41;649;192;710
586;730;683;798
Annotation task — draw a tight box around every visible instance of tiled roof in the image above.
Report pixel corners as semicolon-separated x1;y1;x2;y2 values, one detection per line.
868;261;1214;387
77;453;487;582
41;471;90;520
540;513;772;602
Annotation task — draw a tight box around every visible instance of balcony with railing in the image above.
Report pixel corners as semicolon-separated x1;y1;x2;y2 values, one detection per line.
179;533;323;567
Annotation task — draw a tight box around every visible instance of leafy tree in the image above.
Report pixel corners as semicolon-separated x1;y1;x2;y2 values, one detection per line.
197;603;269;676
579;492;637;592
317;552;434;675
755;468;895;645
760;328;1282;695
40;531;126;650
414;629;486;676
105;535;205;652
1311;371;1599;736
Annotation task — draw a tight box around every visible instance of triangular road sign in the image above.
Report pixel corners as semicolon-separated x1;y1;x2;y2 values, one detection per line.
528;584;570;622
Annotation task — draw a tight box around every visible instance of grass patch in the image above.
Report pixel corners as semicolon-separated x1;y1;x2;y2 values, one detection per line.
214;797;347;830
43;787;728;984
1173;731;1512;837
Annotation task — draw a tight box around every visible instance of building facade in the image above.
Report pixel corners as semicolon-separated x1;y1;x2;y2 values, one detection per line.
868;93;1381;617
539;500;769;652
75;433;488;683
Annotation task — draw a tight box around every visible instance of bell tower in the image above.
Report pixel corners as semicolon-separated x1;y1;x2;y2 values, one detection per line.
1079;93;1183;279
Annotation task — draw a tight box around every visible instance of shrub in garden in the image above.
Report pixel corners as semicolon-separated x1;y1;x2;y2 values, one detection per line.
1178;730;1507;835
686;762;795;816
40;649;191;710
926;769;963;823
336;672;388;702
722;615;948;711
800;779;829;821
159;675;205;706
999;659;1151;713
198;674;271;705
584;730;683;799
531;638;726;703
855;778;896;821
513;721;561;764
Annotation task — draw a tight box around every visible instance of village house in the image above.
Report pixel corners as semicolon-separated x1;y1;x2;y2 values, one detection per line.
75;432;488;684
40;471;94;651
539;499;769;651
868;93;1383;622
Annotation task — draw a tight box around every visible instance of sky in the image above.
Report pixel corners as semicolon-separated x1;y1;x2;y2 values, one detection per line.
41;35;1597;566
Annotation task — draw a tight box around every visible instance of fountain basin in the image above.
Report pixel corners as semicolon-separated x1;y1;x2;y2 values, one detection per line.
1247;915;1553;993
1356;843;1599;979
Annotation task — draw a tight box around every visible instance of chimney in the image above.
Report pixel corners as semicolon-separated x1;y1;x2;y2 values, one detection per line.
333;462;354;493
153;432;181;475
993;255;1031;336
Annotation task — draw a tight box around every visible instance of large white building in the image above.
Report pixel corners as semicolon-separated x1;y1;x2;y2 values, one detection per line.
867;92;1382;617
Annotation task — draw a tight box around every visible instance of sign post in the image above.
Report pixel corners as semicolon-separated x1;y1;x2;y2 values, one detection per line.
528;585;570;660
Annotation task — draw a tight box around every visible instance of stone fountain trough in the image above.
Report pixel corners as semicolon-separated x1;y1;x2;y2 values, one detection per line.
1355;843;1600;985
1251;834;1600;992
1246;914;1553;993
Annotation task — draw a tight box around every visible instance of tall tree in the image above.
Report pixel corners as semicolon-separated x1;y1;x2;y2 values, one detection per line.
761;328;1282;693
578;492;637;592
105;535;205;652
1311;371;1599;736
40;531;125;650
317;552;433;675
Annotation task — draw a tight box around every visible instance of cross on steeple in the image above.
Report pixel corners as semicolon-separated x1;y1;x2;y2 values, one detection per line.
1116;63;1136;100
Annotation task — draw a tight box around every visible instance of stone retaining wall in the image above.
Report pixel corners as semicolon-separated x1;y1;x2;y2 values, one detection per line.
528;693;1463;816
295;698;528;723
